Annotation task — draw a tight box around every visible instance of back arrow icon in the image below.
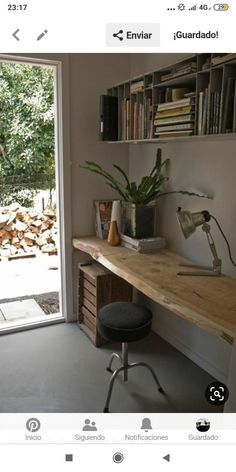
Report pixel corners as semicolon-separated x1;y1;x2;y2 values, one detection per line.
12;29;20;41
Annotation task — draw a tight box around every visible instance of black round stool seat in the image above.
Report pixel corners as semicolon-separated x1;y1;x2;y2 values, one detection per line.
97;302;152;343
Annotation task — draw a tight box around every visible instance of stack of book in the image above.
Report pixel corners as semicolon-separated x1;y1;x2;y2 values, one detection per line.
154;97;195;138
160;61;197;82
212;54;236;67
131;80;144;93
121;234;166;252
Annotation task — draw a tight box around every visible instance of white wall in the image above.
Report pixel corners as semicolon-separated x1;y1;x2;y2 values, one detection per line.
129;53;235;382
69;54;130;236
69;54;131;312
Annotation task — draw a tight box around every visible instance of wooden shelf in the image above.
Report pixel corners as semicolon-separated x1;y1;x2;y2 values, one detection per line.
107;133;236;145
73;236;236;345
104;53;236;143
154;72;197;88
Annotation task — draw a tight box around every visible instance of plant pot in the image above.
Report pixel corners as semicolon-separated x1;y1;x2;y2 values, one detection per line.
121;202;156;239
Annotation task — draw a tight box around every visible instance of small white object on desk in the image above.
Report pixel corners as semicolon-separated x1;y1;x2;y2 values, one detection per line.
111;200;121;232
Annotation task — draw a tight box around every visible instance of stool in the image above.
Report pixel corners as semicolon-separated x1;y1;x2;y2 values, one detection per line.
97;301;164;412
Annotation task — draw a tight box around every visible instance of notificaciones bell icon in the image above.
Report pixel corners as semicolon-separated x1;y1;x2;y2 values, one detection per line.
140;417;152;432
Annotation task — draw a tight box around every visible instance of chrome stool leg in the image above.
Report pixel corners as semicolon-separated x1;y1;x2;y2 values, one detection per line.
104;365;127;412
122;342;128;382
104;344;164;412
106;352;122;373
128;361;164;393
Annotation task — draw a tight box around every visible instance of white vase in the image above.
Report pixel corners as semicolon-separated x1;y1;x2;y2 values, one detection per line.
111;200;121;232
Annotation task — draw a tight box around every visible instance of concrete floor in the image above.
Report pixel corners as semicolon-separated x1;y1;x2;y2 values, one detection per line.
0;323;223;413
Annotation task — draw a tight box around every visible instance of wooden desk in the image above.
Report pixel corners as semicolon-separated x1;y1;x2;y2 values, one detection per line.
73;236;236;345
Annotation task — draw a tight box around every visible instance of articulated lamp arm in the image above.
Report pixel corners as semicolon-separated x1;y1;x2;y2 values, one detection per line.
202;223;222;274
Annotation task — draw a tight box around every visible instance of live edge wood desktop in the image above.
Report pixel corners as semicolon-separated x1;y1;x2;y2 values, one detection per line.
73;236;236;346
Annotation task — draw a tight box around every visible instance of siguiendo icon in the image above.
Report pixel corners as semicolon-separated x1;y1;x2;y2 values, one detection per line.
82;418;97;431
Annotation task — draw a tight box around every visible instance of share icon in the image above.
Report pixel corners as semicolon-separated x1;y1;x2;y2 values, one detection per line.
113;29;124;41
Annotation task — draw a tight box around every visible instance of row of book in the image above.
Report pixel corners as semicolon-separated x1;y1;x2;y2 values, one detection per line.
197;88;221;135
120;97;153;140
120;76;236;139
160;61;197;82
120;234;166;252
153;96;195;138
198;77;236;135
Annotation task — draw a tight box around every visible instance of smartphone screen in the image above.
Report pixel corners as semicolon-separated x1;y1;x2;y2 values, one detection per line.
0;0;236;469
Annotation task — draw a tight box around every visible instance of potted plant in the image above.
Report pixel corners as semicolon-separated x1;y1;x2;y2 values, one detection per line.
80;149;210;238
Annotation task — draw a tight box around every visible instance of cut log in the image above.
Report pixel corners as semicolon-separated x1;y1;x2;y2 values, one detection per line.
0;248;11;257
15;220;28;232
17;231;24;240
24;231;37;241
22;237;35;247
8;252;36;261
41;243;57;254
0;214;10;228
10;245;18;256
20;239;34;251
0;202;57;256
8;202;22;212
29;225;40;235
4;221;15;232
31;219;42;228
29;210;38;219
43;207;55;218
0;229;12;241
41;220;54;231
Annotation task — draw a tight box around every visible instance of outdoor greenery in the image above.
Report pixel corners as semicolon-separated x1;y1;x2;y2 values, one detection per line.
0;62;55;207
81;149;210;204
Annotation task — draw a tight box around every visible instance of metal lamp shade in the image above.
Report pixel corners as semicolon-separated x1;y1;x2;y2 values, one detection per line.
176;209;207;239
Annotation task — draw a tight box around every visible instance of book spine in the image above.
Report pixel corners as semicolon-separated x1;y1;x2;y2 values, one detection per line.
158;98;191;111
198;92;204;135
202;88;208;135
233;82;236;132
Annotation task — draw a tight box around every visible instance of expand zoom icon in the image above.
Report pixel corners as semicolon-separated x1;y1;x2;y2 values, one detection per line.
205;382;229;406
26;417;41;432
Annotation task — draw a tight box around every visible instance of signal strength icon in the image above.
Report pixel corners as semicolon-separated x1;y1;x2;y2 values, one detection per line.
189;4;197;10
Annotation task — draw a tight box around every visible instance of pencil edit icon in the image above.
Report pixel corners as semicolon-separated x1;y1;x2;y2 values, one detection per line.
36;30;48;41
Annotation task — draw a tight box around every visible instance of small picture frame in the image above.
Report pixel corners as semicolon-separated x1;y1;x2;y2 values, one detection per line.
94;200;113;239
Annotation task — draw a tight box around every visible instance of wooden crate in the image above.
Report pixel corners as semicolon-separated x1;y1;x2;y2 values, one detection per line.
78;261;132;346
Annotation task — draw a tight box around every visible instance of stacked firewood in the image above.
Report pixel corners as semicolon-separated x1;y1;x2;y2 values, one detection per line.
0;202;58;259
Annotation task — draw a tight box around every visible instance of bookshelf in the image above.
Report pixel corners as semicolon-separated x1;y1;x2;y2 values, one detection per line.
103;53;236;144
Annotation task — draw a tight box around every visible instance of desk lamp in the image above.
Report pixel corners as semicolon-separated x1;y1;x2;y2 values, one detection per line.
176;208;236;276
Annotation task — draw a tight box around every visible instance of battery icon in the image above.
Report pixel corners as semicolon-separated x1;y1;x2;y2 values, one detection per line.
213;4;229;10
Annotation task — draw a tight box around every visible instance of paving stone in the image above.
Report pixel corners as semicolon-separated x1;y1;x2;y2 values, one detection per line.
0;299;46;322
